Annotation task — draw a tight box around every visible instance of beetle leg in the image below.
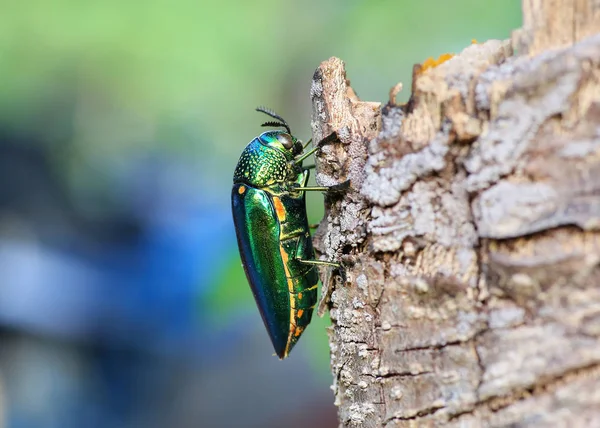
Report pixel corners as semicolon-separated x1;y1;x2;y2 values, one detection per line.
295;186;329;192
317;269;346;317
294;230;340;268
329;179;351;192
297;257;347;286
293;131;338;165
297;258;341;268
302;138;312;150
294;232;347;296
294;179;350;193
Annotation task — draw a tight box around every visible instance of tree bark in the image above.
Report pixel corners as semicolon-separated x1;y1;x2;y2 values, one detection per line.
311;1;600;426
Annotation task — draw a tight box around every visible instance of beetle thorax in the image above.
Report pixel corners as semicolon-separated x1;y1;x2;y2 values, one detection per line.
233;138;289;187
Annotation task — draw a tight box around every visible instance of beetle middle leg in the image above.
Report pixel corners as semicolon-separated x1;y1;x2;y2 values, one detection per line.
297;258;341;268
294;231;341;268
294;179;350;194
294;231;347;304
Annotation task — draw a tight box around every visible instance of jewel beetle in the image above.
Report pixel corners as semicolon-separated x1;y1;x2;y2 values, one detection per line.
231;107;343;359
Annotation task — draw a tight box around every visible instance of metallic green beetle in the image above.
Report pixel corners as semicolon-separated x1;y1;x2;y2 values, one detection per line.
232;107;341;359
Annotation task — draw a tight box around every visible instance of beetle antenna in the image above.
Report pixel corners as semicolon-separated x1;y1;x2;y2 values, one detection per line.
261;121;287;129
256;106;286;123
256;106;291;134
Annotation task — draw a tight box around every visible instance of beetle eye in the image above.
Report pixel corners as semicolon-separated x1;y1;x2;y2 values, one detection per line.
277;134;294;150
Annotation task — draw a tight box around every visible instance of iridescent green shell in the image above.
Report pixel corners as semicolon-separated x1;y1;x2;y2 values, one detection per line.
233;131;299;187
232;130;318;359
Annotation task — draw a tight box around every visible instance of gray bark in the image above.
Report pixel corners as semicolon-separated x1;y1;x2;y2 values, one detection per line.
311;1;600;426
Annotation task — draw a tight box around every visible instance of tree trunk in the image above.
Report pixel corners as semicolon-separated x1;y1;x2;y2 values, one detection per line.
311;1;600;426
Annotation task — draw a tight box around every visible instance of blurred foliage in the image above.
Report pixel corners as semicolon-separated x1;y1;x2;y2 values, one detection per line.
0;1;520;151
1;0;521;372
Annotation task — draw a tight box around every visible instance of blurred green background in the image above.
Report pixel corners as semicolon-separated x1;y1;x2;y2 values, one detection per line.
0;1;520;427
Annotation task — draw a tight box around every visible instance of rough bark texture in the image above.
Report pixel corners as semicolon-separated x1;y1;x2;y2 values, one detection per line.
311;2;600;426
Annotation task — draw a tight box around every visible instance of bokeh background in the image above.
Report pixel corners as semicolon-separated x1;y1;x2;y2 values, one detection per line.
0;2;521;427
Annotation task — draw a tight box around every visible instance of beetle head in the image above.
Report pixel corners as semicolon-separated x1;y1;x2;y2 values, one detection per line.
255;107;304;158
257;131;303;159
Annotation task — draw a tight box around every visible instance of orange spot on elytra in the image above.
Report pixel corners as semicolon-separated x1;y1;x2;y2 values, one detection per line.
298;292;303;300
272;197;286;221
280;246;289;264
294;327;303;337
297;309;304;318
238;185;246;195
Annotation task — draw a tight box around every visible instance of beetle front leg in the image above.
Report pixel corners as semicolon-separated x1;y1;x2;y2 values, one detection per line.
293;131;339;165
297;257;347;286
